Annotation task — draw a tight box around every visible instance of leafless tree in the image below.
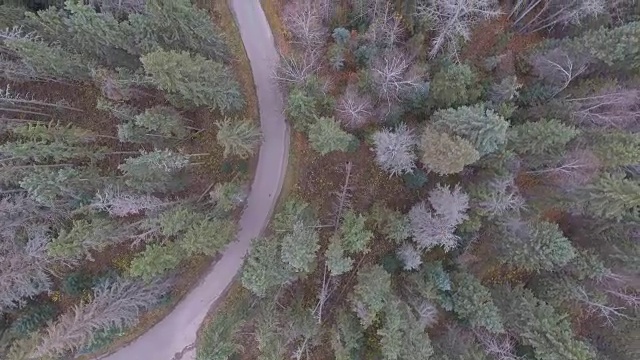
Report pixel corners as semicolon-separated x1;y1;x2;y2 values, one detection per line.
273;51;320;90
33;277;170;357
283;0;328;50
474;330;521;360
573;286;630;326
509;0;606;34
335;85;373;129
397;242;423;270
364;0;405;49
330;162;354;230
372;123;417;176
478;176;526;218
528;149;601;188
567;87;640;130
416;0;501;59
89;0;146;16
531;48;589;96
371;50;421;106
89;186;167;217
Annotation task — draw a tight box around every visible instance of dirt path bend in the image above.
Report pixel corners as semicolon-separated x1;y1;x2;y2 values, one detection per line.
99;1;288;359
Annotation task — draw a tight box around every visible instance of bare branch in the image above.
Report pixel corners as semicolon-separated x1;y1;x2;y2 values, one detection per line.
335;85;373;129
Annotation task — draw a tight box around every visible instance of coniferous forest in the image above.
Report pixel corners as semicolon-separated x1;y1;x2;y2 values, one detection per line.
197;1;640;360
0;0;258;358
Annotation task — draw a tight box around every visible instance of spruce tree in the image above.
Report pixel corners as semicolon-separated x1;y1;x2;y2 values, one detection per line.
133;106;189;139
432;105;509;156
429;63;481;109
507;118;580;157
307;116;355;155
48;217;124;260
451;271;504;333
280;221;320;274
180;218;235;257
577;172;640;221
591;131;640;168
241;237;294;298
285;87;317;131
128;243;183;281
339;210;373;254
4;37;91;80
215;119;261;159
141;50;243;112
118;150;190;192
350;265;391;327
325;236;354;276
568;21;640;70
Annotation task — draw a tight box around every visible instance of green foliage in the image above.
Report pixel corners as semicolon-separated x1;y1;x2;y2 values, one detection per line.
11;123;96;144
508;118;580;156
19;167;102;205
61;272;94;297
420;125;480;175
429;63;481;109
325;236;354;276
307;116;355;155
340;210;373;254
569;21;640;70
451;272;504;333
285;87;317;131
180;218;235;257
499;220;576;272
577;172;640;221
118;150;189;192
350;265;391;327
272;198;313;234
280;221;320;273
10;304;56;336
402;168;428;190
0;140;100;163
48;217;122;260
215;119;261;159
4;37;91;80
141;50;243;112
378;299;434;360
131;106;189;139
495;285;596;360
210;181;246;213
0;5;25;30
331;310;363;360
432;105;509;156
241;237;293;297
196;292;250;360
591;131;640;168
79;326;125;354
128;243;183;281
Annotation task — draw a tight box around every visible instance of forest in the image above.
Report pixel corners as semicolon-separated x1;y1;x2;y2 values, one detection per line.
197;0;640;360
0;0;259;358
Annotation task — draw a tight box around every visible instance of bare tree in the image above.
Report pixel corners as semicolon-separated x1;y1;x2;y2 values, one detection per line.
509;0;606;34
528;149;601;188
567;87;640;130
371;50;421;106
474;330;521;360
89;186;167;217
33;277;170;357
416;0;501;59
573;286;630;326
478;176;527;218
365;0;405;49
372;123;417;176
283;0;328;50
336;85;373;129
397;242;423;270
273;51;320;89
531;48;589;96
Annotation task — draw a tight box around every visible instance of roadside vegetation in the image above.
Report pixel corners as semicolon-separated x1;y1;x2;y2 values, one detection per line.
199;0;640;359
0;0;259;358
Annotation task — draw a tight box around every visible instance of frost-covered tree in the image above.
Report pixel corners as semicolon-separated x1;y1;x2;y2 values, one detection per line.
499;219;576;272
325;236;354;276
307;116;355;155
397;242;423;271
280;221;320;274
420;125;480;175
350;265;392;327
141;50;243;112
372;123;417;176
215;119;261;159
429;184;470;226
452;271;504;333
32;278;170;358
90;187;165;217
432;105;509;156
416;0;501;58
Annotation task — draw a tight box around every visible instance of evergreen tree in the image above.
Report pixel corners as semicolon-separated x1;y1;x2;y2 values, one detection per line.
128;243;183;281
48;217;124;260
11;123;96;144
331;310;363;360
372;123;417;176
325;236;354;276
285;87;317;131
568;21;640;70
118;150;190;192
591;131;640;168
451;271;504;333
19;167;103;205
350;265;391;327
339;210;373;254
307;116;355;155
576;172;640;221
507;118;580;157
494;285;596;360
429;63;481;109
180;218;235;257
420;125;480;175
432;105;509;156
132;106;189;139
378;299;434;360
241;237;293;298
215;119;261;159
141;50;243;112
499;219;576;272
0;140;101;163
280;221;320;274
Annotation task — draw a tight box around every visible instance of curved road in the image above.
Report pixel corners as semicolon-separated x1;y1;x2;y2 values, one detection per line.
99;1;288;359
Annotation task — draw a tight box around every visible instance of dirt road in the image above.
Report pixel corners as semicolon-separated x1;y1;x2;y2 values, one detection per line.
99;1;288;359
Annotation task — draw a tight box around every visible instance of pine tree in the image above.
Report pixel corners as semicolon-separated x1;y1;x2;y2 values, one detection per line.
429;63;481;109
339;210;373;254
325;236;354;276
141;50;243;112
285;87;317;131
591;131;640;168
568;21;640;70
132;106;189;139
576;172;640;221
372;123;417;176
180;218;236;257
378;299;434;360
280;221;320;273
432;105;509;156
241;237;294;298
499;219;576;272
331;310;363;360
451;271;504;333
350;265;392;327
215;119;261;159
33;278;170;358
420;125;480;175
19;167;103;206
507;118;580;157
128;243;183;281
0;140;101;163
11;123;96;144
118;150;190;192
307;116;355;155
494;285;596;360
